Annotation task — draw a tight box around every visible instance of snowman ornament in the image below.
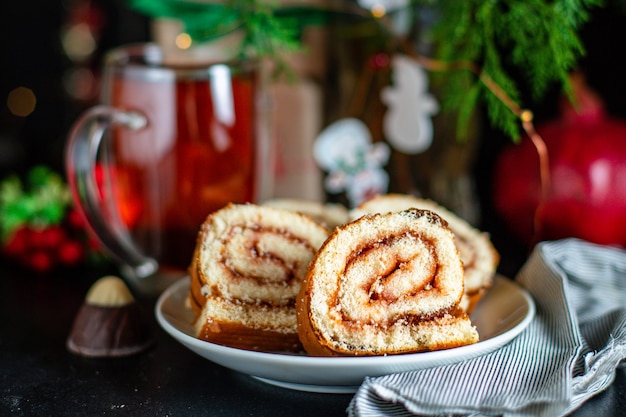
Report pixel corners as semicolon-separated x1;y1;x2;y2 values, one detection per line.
381;54;438;154
313;55;437;206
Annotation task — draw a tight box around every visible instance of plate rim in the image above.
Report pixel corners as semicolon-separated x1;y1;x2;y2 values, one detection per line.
155;275;535;388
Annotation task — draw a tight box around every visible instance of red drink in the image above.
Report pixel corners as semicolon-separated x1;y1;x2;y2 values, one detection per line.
67;44;270;292
102;66;258;270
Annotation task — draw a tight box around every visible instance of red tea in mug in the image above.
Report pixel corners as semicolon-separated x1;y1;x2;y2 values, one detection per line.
67;44;271;293
100;66;258;270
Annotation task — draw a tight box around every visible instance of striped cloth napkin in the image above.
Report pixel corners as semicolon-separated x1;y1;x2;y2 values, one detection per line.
348;238;626;417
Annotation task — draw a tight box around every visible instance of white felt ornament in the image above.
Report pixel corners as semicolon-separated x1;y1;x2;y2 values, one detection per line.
313;118;390;207
381;55;438;154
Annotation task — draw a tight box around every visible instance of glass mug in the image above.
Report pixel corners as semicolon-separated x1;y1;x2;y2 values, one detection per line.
66;44;272;294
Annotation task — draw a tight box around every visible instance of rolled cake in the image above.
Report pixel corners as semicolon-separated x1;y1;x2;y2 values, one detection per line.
297;208;479;356
350;194;499;313
262;198;349;229
189;203;331;352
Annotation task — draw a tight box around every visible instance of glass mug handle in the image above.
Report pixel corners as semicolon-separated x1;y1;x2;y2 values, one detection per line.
65;105;158;279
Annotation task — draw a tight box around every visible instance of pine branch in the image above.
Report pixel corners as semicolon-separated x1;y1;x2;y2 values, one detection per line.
432;0;602;139
130;0;603;139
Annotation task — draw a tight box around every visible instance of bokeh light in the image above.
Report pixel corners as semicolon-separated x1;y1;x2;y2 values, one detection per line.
7;87;37;117
63;67;97;101
61;23;97;62
175;33;192;50
371;4;386;18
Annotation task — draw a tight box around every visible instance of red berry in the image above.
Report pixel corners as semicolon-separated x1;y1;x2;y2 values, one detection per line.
28;250;54;273
57;240;85;265
3;227;29;256
25;226;66;250
66;207;85;230
41;226;66;248
26;227;48;249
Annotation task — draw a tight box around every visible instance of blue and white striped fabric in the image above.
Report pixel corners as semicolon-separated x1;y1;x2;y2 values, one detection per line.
349;238;626;417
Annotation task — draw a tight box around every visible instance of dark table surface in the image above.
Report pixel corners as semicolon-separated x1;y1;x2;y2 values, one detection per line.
1;259;624;417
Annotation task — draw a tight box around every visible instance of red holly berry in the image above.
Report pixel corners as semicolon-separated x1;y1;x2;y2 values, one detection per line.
41;225;66;248
66;207;86;230
3;227;29;256
23;226;66;250
28;250;54;273
25;227;47;250
57;239;85;265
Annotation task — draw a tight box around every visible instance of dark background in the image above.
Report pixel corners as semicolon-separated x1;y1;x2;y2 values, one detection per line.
474;1;626;275
0;0;150;179
1;0;625;277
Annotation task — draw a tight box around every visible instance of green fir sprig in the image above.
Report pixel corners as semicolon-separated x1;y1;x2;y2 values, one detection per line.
130;0;330;63
432;0;603;139
130;0;605;140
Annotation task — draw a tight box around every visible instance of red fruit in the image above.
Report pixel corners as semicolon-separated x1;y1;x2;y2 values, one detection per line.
24;226;67;250
26;227;48;250
66;207;86;230
57;240;85;265
3;227;30;256
41;226;66;248
28;250;54;273
493;73;626;247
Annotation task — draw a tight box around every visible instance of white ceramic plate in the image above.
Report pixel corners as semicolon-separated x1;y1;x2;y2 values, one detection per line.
155;275;535;394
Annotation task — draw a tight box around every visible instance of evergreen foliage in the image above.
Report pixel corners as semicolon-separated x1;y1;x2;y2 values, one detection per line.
433;0;602;138
131;0;605;139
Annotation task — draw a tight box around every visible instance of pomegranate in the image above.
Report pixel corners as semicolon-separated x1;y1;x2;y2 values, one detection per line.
493;73;626;248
